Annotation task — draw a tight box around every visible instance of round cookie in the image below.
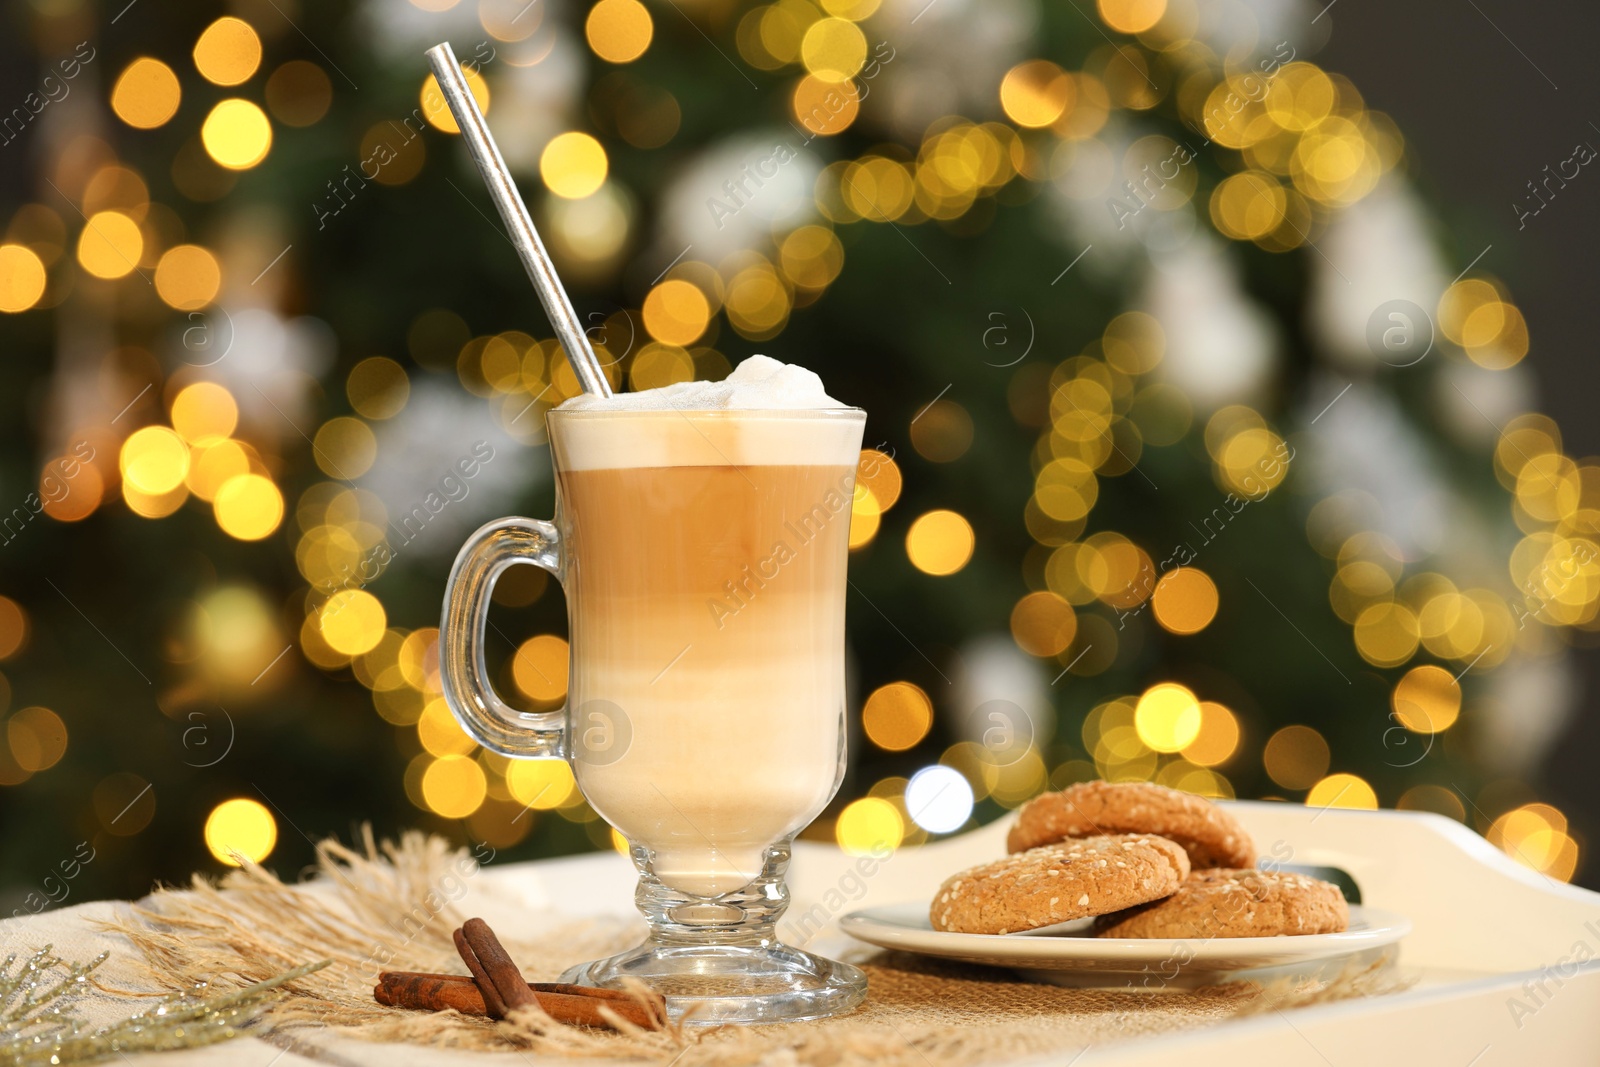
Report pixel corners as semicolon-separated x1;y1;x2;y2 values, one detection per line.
1006;781;1256;869
1095;867;1349;939
929;834;1191;935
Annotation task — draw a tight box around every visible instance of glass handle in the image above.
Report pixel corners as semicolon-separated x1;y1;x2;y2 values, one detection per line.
439;516;566;759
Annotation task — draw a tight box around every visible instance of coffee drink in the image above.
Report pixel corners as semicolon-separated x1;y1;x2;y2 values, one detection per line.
442;355;871;1021
551;406;863;896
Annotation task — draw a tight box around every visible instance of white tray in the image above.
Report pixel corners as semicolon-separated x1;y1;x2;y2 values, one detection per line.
10;801;1597;1065
479;800;1600;1063
774;801;1600;1065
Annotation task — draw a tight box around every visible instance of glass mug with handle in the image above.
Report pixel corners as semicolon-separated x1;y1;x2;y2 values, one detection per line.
440;404;868;1024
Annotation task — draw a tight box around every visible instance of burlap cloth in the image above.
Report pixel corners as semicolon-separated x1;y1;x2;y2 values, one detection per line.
92;832;1407;1066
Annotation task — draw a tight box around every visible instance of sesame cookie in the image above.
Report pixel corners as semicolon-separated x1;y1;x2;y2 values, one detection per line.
1095;867;1349;939
929;834;1191;935
1006;781;1256;869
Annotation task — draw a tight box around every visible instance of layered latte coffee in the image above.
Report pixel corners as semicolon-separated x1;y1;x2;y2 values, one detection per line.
551;358;865;897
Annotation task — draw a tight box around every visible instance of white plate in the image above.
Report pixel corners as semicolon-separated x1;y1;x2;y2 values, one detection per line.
839;901;1411;988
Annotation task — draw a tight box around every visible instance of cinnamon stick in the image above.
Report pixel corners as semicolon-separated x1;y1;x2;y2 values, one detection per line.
452;926;509;1018
373;974;664;1029
428;917;664;1031
379;971;641;1002
374;974;486;1015
459;917;539;1015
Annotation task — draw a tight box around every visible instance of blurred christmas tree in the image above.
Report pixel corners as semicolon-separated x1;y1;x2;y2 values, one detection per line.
0;0;1590;910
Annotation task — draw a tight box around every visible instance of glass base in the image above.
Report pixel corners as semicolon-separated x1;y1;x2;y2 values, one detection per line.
559;838;867;1024
559;940;867;1025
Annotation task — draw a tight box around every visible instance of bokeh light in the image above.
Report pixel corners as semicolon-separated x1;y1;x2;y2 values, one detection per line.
203;798;278;866
586;0;654;64
214;474;284;541
1211;172;1288;242
642;279;711;345
154;245;222;310
111;58;181;129
849;484;880;549
1133;682;1202;753
906;510;975;575
313;417;377;479
186;440;249;501
793;75;859;136
1180;702;1239;767
193;17;262;86
193;585;282;688
0;597;29;660
77;212;144;280
780;225;845;289
821;0;879;15
421;755;488;818
507;758;576;810
319;590;387;655
511;634;569;703
1398;784;1466;822
171;382;238;444
1098;0;1166;33
629;343;694;390
1034;458;1098;523
838;156;914;221
1214;425;1289;496
121;427;189;494
1263;724;1331;790
905;765;975;833
418;699;476;756
910;400;974;463
855;448;902;509
861;681;933;751
540;132;609;199
1353;601;1420;667
1438;279;1531;370
124;481;189;519
0;245;46;313
1305;773;1379;811
724;261;791;339
1010;591;1077;657
801;17;866;83
1151;567;1218;634
41;455;103;523
1489;802;1579;881
1392;664;1462;733
347;357;411;419
1000;60;1073;128
1103;311;1165;374
201;99;273;169
87;163;149;215
835;796;903;854
7;707;66;773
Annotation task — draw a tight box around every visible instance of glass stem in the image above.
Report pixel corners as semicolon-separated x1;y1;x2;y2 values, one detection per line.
631;839;792;946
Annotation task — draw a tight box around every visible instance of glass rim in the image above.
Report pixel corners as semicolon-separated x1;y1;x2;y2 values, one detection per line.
547;406;865;421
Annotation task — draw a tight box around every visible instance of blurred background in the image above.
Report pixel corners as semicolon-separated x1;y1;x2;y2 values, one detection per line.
3;0;1596;913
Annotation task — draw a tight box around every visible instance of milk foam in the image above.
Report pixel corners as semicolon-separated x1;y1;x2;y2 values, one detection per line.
552;356;859;471
557;355;842;412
